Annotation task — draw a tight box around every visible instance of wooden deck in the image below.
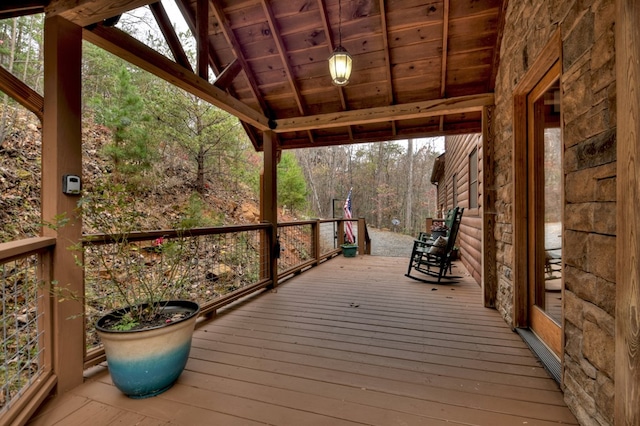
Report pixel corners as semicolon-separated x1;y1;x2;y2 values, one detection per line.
28;256;577;425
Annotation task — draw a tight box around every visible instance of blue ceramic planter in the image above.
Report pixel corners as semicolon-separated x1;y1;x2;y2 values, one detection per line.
96;300;199;399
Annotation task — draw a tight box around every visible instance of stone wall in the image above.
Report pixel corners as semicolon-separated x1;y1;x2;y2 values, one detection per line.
492;0;616;424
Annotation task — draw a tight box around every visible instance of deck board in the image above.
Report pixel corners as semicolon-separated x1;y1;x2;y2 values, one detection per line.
28;256;578;425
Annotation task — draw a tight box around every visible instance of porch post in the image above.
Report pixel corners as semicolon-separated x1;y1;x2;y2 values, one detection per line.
481;105;497;307
261;130;278;287
615;0;640;423
42;16;84;392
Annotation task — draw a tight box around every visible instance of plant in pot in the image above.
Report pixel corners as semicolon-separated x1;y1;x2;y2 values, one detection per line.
77;181;200;399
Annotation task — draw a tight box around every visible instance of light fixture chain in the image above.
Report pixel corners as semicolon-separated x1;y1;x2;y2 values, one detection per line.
338;0;342;46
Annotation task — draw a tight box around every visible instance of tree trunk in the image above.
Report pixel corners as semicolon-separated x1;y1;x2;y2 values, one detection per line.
0;18;18;146
196;145;205;194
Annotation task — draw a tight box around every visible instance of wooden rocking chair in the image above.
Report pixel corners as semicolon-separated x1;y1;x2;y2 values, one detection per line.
405;207;464;284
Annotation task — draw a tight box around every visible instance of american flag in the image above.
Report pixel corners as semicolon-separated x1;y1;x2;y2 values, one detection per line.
343;188;354;244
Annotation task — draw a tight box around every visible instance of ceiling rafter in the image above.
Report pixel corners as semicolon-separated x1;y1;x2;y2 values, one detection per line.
260;0;305;115
213;58;242;90
83;24;270;131
175;0;261;149
275;93;494;133
209;0;273;120
489;0;509;91
149;2;192;72
317;0;353;141
175;0;220;74
196;0;209;80
439;0;450;132
378;0;396;136
260;0;315;144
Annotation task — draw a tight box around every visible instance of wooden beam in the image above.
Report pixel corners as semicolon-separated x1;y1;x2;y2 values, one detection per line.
439;0;450;133
83;24;270;131
149;1;193;72
440;0;449;98
378;0;394;106
259;0;315;143
210;0;273;118
317;0;353;140
196;0;209;80
481;105;496;308
616;0;640;423
174;0;221;75
0;0;45;19
42;15;84;393
45;0;155;27
261;130;279;288
261;0;305;115
213;58;242;90
489;0;509;91
0;65;44;121
274;93;494;133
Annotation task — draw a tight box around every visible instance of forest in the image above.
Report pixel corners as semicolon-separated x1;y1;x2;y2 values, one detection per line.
0;10;442;242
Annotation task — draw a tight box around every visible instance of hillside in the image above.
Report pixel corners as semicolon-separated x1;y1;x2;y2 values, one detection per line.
0;108;267;243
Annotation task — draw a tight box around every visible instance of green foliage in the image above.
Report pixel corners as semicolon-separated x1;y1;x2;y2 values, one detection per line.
177;193;223;228
149;87;244;193
91;66;155;176
277;152;308;213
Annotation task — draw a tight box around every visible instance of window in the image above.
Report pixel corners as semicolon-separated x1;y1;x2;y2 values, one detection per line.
469;148;478;208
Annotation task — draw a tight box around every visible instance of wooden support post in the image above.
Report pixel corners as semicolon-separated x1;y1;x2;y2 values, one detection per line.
42;16;84;393
357;218;366;255
425;218;433;234
312;219;320;265
616;0;640;423
481;105;497;308
261;130;278;287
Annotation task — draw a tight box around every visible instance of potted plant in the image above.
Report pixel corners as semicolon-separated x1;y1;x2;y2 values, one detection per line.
78;181;200;399
340;242;358;257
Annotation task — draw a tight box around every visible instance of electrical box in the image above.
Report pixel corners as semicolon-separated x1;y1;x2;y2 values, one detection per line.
62;174;81;195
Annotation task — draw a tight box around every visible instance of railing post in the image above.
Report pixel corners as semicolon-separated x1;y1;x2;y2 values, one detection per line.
337;220;345;247
312;219;320;265
357;218;365;255
261;130;278;288
42;16;84;393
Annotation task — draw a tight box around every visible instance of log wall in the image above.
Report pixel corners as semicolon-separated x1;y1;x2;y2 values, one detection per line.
443;134;483;286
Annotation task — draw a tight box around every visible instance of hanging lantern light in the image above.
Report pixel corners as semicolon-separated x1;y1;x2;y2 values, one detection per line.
328;0;352;86
329;46;353;86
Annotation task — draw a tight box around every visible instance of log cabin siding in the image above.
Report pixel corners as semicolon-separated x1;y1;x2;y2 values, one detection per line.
443;134;483;286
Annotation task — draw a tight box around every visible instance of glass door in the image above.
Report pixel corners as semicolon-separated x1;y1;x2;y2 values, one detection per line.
527;62;562;357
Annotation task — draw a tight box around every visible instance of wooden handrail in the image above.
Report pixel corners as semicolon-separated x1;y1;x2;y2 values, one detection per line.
0;237;56;263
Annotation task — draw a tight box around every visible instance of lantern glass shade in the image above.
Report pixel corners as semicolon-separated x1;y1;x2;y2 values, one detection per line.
328;46;353;86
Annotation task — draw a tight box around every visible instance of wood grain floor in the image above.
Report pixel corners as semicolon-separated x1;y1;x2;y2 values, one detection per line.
28;256;577;425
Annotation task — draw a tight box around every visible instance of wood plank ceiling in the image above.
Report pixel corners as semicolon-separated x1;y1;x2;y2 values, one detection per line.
2;0;505;151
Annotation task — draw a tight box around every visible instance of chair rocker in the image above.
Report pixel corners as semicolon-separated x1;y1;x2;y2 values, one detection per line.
405;207;464;284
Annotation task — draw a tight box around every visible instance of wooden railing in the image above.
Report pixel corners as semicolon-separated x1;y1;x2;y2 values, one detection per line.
0;218;370;424
0;237;57;426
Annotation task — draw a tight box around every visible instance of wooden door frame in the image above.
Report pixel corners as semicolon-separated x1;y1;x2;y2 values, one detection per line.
615;0;640;422
512;30;562;330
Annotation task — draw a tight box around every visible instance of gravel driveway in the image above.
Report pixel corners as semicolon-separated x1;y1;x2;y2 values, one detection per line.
367;227;416;258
